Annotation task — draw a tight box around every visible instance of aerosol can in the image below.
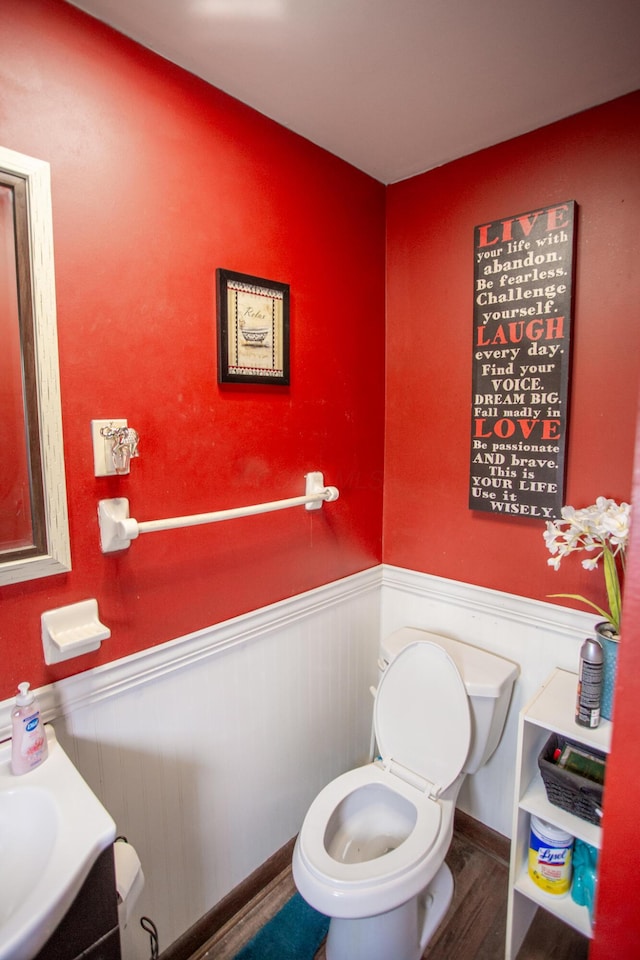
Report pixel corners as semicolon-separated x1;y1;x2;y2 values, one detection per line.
575;637;603;728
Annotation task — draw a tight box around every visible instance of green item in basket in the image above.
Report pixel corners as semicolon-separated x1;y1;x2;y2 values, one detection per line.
557;744;606;785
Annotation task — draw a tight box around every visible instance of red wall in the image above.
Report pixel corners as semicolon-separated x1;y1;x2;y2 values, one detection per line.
0;0;386;697
385;92;640;958
385;93;640;614
2;3;640;953
591;386;640;956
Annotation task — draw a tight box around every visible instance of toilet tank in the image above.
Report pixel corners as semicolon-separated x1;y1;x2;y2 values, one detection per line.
380;628;519;773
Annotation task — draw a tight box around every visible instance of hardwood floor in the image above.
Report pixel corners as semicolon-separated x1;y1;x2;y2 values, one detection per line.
420;821;589;960
159;812;589;960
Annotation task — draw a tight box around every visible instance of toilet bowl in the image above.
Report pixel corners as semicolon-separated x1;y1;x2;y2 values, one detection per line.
293;629;518;960
296;763;454;918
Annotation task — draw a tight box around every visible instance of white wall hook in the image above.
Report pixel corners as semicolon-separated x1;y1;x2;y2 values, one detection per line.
42;599;111;665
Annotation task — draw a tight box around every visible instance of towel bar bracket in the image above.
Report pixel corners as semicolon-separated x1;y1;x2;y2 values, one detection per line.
304;470;339;509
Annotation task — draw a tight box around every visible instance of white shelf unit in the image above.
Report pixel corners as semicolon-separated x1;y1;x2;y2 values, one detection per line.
505;668;611;959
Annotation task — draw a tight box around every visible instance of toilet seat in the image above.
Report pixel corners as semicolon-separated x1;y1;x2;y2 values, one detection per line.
293;642;471;918
375;640;471;794
294;762;455;917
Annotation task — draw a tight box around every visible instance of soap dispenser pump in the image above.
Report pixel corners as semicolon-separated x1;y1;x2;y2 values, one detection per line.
11;682;48;775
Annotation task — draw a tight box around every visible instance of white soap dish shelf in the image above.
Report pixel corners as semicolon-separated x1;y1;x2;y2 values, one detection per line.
42;599;111;665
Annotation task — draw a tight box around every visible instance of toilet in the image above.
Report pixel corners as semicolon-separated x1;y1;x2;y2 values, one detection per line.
292;627;518;960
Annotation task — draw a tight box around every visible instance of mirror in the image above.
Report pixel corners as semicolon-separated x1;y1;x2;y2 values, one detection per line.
0;146;70;585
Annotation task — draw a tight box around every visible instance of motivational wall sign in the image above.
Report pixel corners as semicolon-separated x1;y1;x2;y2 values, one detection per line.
469;201;576;519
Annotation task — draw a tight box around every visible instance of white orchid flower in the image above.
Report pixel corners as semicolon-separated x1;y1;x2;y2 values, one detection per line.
543;499;631;634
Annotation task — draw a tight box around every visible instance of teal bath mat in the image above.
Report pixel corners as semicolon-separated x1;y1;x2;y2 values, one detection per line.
233;892;329;960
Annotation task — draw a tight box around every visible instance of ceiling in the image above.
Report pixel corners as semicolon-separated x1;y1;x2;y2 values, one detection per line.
67;0;640;184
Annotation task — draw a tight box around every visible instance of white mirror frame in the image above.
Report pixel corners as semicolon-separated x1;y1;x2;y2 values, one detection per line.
0;146;71;585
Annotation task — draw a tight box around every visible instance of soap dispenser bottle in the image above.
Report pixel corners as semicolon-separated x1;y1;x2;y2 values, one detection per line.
11;682;48;775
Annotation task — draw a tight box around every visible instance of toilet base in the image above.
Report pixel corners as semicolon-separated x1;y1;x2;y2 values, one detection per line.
325;862;454;960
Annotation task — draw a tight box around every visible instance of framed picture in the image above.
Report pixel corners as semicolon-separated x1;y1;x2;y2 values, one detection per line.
216;268;290;385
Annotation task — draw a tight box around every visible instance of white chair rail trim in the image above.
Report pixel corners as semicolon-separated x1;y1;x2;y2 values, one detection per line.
0;566;382;739
381;564;596;641
1;565;593;741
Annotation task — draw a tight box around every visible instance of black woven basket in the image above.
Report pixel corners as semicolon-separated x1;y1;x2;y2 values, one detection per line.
538;733;606;826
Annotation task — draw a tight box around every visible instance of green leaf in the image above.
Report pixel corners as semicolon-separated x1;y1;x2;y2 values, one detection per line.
603;546;621;633
548;593;611;624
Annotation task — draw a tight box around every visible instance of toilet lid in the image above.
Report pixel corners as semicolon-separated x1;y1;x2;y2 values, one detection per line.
374;640;471;794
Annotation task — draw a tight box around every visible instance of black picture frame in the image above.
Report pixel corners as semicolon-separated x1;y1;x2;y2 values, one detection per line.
469;200;576;519
216;268;290;385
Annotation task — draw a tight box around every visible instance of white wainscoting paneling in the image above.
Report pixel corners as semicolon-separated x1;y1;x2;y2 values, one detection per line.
0;568;381;960
0;565;593;959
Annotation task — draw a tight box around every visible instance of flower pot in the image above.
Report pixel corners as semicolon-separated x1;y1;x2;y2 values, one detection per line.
596;621;619;721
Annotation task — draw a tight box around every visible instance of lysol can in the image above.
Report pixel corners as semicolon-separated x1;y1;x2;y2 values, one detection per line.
575;637;603;728
528;816;574;896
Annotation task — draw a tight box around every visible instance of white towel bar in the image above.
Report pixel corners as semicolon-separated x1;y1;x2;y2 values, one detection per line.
97;471;339;553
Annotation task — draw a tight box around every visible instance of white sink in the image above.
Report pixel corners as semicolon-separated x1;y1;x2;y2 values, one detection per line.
0;726;115;960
